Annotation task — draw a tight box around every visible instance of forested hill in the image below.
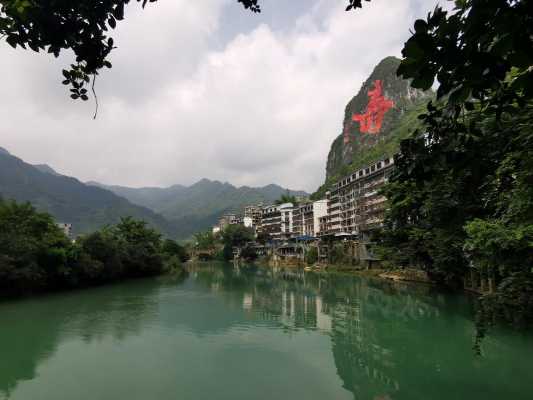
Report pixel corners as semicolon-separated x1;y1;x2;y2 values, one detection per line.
312;56;431;199
0;148;177;236
90;179;309;238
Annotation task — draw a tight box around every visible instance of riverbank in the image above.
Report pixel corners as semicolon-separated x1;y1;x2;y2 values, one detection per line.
261;256;436;285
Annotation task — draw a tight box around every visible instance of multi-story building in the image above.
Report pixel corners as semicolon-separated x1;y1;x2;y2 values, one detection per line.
244;204;263;231
292;205;303;236
311;200;328;237
261;204;282;241
279;203;294;241
320;157;395;238
218;214;238;230
289;200;328;238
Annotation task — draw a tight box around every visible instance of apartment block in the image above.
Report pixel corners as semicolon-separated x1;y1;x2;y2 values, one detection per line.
320;157;395;238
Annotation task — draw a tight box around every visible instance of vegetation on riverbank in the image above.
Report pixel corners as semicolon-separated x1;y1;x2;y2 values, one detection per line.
193;224;257;262
0;199;188;297
375;0;533;330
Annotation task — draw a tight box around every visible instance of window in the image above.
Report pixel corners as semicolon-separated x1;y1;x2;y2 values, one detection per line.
384;158;390;165
377;162;382;168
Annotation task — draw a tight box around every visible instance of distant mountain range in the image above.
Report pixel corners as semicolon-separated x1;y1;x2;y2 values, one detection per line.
88;180;308;238
0;147;308;239
0;147;177;237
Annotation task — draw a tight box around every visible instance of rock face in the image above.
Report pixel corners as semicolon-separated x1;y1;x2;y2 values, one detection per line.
325;57;430;179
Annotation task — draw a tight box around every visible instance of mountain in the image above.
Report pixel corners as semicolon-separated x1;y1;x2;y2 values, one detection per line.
312;56;431;199
90;179;309;238
0;149;177;237
33;164;61;176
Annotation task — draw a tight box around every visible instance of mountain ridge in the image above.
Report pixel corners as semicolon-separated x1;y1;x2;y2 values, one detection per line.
0;150;180;237
90;179;309;238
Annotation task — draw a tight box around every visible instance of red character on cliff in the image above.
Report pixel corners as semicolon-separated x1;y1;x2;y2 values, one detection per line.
352;80;394;135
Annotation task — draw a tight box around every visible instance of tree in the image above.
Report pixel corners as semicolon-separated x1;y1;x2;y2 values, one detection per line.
219;224;255;261
275;192;298;206
162;239;189;262
378;0;533;327
0;199;70;292
194;230;217;252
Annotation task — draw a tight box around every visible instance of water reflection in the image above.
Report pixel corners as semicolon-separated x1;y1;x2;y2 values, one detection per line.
0;278;165;397
186;263;533;400
1;263;532;400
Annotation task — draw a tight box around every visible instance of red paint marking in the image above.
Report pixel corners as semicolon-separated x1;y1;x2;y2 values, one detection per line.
352;80;394;135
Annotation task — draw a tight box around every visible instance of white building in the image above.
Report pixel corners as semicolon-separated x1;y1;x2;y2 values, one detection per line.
57;223;72;238
312;200;328;237
243;216;254;229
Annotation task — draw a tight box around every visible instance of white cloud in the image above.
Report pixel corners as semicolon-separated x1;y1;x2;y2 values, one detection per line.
0;0;443;192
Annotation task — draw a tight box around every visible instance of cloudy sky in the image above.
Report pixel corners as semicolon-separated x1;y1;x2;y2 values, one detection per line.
0;0;444;192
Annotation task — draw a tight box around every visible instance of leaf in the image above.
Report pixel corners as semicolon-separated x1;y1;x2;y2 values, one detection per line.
414;19;428;34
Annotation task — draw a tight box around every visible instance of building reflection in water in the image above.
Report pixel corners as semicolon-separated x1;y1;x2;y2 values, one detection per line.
187;263;530;400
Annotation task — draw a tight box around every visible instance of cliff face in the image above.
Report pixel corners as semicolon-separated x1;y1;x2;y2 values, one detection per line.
325;57;430;179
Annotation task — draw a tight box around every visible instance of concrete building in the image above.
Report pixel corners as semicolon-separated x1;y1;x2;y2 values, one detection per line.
243;216;254;229
261;204;281;240
244;205;263;231
279;203;294;241
320;157;395;238
312;200;328;237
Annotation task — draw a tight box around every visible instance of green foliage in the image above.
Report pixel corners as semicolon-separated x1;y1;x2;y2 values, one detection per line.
305;247;318;265
275;192;299;205
329;243;352;266
240;245;258;261
194;231;217;251
0;200;184;296
0;200;70;292
379;0;533;328
162;239;189;262
219;224;255;261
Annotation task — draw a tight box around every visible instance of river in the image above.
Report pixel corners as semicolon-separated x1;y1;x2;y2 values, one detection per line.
0;262;531;400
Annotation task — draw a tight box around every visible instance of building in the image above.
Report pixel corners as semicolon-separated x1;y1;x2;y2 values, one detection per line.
282;200;329;239
57;223;73;238
244;205;263;231
312;200;328;237
261;203;294;242
243;216;254;228
279;203;294;241
261;204;282;241
320;157;395;239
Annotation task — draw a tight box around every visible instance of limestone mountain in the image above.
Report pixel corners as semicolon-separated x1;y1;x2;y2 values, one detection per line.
0;148;178;237
90;179;309;238
313;56;431;198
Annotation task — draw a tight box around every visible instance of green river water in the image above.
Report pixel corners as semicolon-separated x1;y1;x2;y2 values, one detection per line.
0;262;531;400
